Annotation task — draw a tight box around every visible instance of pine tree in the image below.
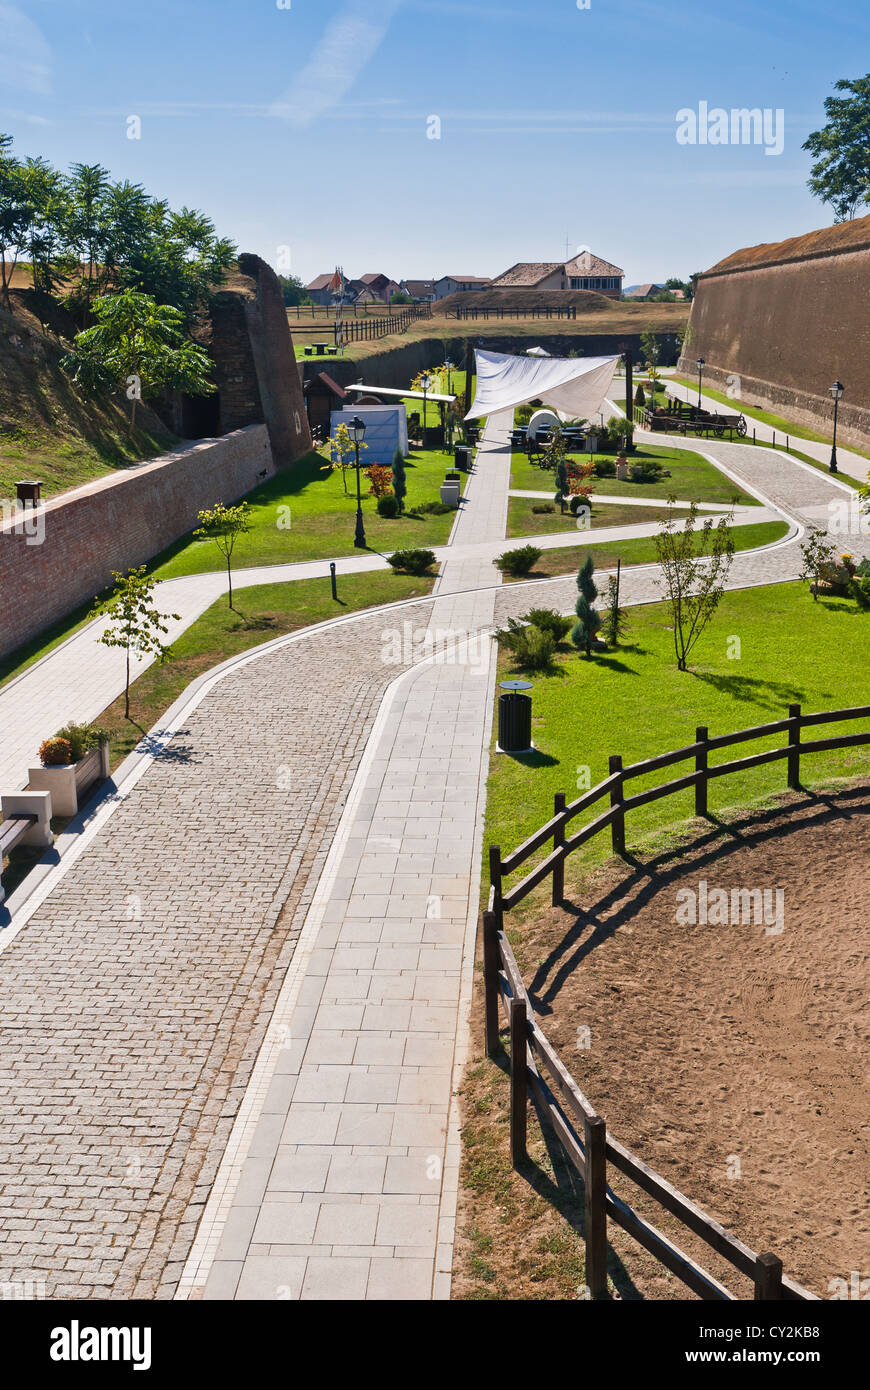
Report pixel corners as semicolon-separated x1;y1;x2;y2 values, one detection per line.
391;447;407;514
572;554;602;657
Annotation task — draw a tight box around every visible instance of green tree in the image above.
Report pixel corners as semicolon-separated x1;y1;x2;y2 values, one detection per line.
279;274;311;306
95;567;180;719
391;447;407;514
0;134;32;310
572;554;601;656
61;289;216;429
602;571;628;646
654;504;735;670
554;458;569;512
803;75;870;221
391;290;413;305
64;161;111;322
799;529;838;601
194;502;252;611
22;155;72;296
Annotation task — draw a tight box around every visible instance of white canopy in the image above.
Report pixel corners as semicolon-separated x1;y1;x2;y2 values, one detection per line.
525;345;551;357
466;349;618;421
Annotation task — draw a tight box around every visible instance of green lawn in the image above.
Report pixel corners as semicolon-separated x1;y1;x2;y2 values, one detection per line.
485;582;870;895
506;497;691;538
499;520;789;581
0;420;176;502
509;443;759;506
150;447;457;580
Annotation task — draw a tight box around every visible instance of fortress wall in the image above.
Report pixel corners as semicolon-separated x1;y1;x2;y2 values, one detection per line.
0;426;271;660
677;241;870;449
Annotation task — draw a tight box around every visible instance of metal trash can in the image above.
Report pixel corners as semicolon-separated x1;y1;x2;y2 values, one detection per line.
454;444;472;472
498;680;533;752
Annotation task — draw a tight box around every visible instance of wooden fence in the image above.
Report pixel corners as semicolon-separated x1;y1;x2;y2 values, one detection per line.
447;305;579;321
335;303;432;345
483;701;870;1299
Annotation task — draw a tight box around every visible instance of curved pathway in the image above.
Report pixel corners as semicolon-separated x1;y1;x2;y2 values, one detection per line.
0;419;866;1302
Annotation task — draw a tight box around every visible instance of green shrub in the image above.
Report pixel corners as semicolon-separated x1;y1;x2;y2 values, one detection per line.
532;503;555;514
521;608;572;641
52;722;107;762
850;575;870;609
634;384;646;407
377;493;400;518
628;460;664;484
570;494;592;517
593;458;616;477
414;501;453;515
387;548;437;575
495;544;543;577
495;618;556;671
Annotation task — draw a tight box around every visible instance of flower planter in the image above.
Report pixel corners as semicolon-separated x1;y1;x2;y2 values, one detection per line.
28;739;109;819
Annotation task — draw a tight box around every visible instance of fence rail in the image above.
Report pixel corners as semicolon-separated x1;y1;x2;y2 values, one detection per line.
482;701;870;1300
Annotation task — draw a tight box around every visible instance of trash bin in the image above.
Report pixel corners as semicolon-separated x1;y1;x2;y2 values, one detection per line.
498;680;533;752
454;445;471;472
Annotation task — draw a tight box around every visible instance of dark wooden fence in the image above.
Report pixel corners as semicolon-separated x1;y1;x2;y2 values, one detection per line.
483;701;870;1300
447;305;579;321
336;303;432;345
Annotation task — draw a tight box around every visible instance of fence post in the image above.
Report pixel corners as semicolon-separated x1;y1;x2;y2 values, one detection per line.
552;792;566;906
754;1252;783;1300
609;755;625;856
584;1114;608;1298
489;844;504;930
787;703;802;791
695;726;709;817
483;909;500;1058
509;998;527;1167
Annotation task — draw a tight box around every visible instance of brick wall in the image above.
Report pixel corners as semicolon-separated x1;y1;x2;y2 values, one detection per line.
677;236;870;450
0;425;272;660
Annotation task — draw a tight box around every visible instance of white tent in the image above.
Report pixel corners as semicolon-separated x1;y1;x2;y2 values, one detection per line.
525;345;551;357
466;349;618;421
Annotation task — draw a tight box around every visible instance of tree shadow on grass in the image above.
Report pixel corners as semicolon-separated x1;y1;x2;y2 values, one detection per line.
690;670;808;710
529;786;870;1015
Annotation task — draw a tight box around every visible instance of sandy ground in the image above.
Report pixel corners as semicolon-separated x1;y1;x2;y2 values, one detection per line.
521;787;870;1298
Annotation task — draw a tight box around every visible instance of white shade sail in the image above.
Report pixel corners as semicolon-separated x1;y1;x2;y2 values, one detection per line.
466;349;619;420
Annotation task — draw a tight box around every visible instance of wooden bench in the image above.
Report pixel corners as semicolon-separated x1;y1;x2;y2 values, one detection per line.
0;813;37;861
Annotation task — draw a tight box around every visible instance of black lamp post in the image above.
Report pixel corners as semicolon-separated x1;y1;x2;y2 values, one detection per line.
350;415;367;548
420;373;434;434
829;380;844;473
444;358;454;395
696;356;706;408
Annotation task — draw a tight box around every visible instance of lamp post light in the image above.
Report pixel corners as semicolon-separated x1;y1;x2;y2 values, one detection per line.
420;373;434;434
696;357;706;408
350;415;368;548
444;358;454;395
829;380;844;473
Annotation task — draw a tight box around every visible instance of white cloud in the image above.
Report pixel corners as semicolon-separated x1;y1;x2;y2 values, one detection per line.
270;0;404;129
0;4;51;96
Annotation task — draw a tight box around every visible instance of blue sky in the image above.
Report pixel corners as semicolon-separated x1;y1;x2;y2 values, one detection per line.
4;0;870;285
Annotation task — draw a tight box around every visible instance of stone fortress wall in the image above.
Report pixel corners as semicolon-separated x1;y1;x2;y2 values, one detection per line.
677;214;870;451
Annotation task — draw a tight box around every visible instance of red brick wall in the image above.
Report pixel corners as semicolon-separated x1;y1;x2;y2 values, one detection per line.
0;425;272;660
677;245;870;449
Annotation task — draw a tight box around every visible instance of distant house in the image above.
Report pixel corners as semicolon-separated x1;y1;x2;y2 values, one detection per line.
306;272;349;306
491;253;624;299
433;275;492;301
402;279;437;302
623;283;685;301
355;273;401;304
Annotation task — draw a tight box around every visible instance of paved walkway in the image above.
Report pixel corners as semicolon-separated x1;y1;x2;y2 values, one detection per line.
0;421;866;1302
666;380;870;485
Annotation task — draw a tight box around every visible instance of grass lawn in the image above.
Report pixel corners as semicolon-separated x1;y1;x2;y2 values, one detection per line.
150;446;457;580
506;497;691;538
499;519;789;581
509;443;759;506
0;420;175;502
485;582;870;892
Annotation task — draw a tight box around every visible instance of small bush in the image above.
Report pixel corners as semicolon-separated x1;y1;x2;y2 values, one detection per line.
495;544;543;577
521;608;572;641
570;494;592;516
387;548;437;575
629;460;664;484
495;618;556;671
39;737;72;767
532;503;555;514
592;457;616;477
377;493;400;518
53;722;108;762
414;501;453;515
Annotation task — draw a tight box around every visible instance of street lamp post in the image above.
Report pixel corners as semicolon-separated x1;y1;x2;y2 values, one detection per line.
444;358;454;395
420;373;434;434
350;415;368;548
696;357;706;408
829;380;844;474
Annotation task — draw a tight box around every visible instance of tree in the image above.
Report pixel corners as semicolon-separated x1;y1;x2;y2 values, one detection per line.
803;76;870;221
194;503;252;611
640;327;661;390
328;421;364;494
278;274;311;307
61;289;216;429
572;555;602;656
654;504;735;671
0;135;31;311
96;567;180;719
391;447;407;513
64;161;111;322
554;458;569;512
799;529;838;601
391;290;413;305
602;567;628;646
